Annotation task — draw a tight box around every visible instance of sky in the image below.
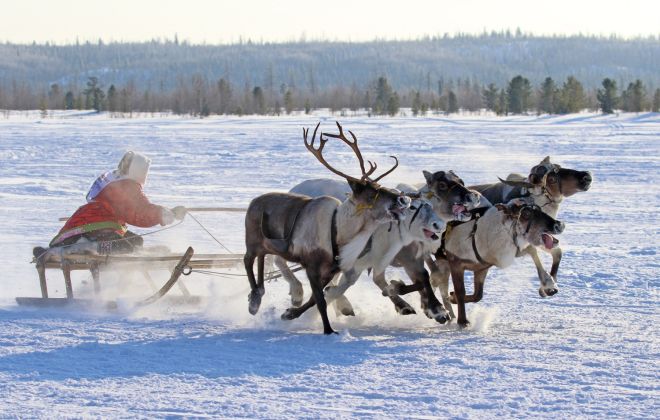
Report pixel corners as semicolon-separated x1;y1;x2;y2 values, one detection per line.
0;0;658;44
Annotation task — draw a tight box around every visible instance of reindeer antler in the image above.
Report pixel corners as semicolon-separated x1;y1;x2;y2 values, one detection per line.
322;122;378;182
372;156;399;182
304;121;400;184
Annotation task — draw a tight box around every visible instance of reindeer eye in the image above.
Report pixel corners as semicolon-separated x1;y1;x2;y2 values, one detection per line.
437;182;448;190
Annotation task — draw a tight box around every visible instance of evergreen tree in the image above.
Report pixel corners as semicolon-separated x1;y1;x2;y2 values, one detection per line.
216;78;232;115
373;76;394;115
83;77;104;112
506;75;531;114
498;88;507;115
652;88;660;113
447;90;458;114
284;89;294;114
387;92;400;116
596;78;618;114
482;83;499;112
557;76;585;114
64;91;74;110
622;79;646;112
538;77;557;114
106;84;117;113
411;90;421;116
252;86;265;114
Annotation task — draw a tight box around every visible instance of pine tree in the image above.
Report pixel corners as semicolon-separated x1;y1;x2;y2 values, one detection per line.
482;83;499;112
64;91;74;110
83;77;104;112
557;76;585;114
652;88;660;113
506;75;531;114
538;77;557;114
498;89;507;115
284;90;294;114
411;90;421;116
387;92;400;116
106;85;117;113
447;90;458;114
622;80;646;112
373;76;394;115
596;78;618;114
252;86;265;114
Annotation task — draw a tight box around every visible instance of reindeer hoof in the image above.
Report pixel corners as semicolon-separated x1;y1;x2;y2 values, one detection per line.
457;320;470;328
546;287;558;296
396;306;416;315
248;290;263;315
324;328;338;335
281;308;297;320
289;285;303;307
383;280;404;296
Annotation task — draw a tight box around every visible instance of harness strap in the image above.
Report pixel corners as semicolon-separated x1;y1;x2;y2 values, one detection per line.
470;217;493;266
331;208;339;268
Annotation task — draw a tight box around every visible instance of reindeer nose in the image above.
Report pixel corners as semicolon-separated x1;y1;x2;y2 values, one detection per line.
432;222;443;231
398;195;411;208
553;220;565;234
581;172;593;187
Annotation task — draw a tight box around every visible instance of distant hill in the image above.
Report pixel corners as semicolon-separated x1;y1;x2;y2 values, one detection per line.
1;34;658;92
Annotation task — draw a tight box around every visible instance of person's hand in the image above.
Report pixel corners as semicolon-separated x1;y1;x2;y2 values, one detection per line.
161;207;175;225
171;206;187;220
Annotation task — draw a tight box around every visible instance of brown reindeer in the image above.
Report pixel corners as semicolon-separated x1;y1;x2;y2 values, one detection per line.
244;122;410;334
443;200;565;326
470;156;592;295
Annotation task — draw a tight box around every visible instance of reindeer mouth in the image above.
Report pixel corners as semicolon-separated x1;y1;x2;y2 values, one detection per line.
423;228;440;240
387;206;405;222
542;233;559;250
452;203;472;221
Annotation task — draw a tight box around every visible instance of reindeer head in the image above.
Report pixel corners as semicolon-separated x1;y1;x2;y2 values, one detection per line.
304;122;410;223
422;169;481;222
406;198;444;242
528;156;593;198
496;199;565;251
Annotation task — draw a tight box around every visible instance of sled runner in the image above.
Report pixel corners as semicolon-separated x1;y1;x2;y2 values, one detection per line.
19;207;302;309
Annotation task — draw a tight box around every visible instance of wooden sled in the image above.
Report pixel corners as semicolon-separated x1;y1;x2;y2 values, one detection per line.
18;246;245;309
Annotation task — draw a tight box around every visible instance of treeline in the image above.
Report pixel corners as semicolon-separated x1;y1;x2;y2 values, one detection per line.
4;73;659;117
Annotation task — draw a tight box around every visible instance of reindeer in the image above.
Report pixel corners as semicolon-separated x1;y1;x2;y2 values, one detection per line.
389;200;566;326
244;122;411;334
442;200;565;325
274;178;447;321
469;156;592;296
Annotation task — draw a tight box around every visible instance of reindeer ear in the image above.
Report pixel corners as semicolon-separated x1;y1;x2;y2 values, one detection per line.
541;156;551;164
495;203;508;213
422;170;433;184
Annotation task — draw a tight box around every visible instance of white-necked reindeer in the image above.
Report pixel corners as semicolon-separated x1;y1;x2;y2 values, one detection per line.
469;156;592;296
244;122;411;334
275;178;449;322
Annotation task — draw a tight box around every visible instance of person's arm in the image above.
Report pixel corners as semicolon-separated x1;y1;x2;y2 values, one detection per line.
111;180;167;227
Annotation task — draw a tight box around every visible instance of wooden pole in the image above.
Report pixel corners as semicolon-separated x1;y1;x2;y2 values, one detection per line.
58;206;248;221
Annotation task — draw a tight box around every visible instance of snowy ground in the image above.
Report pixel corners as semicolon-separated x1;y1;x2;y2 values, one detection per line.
0;111;658;418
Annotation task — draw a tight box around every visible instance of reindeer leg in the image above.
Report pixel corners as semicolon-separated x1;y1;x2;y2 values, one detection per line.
452;268;488;303
403;258;449;324
549;247;562;283
427;257;455;319
281;295;316;320
325;270;357;316
372;270;415;315
448;256;469;327
274;256;304;307
244;252;264;315
526;246;558;297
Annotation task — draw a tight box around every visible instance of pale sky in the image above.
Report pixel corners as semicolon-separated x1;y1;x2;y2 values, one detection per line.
0;0;658;44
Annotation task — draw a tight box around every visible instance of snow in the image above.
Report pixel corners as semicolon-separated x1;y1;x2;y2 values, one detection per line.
0;111;658;417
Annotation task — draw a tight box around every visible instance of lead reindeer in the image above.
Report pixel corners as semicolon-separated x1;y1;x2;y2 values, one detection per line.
244;122;410;334
470;156;592;296
275;179;447;321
